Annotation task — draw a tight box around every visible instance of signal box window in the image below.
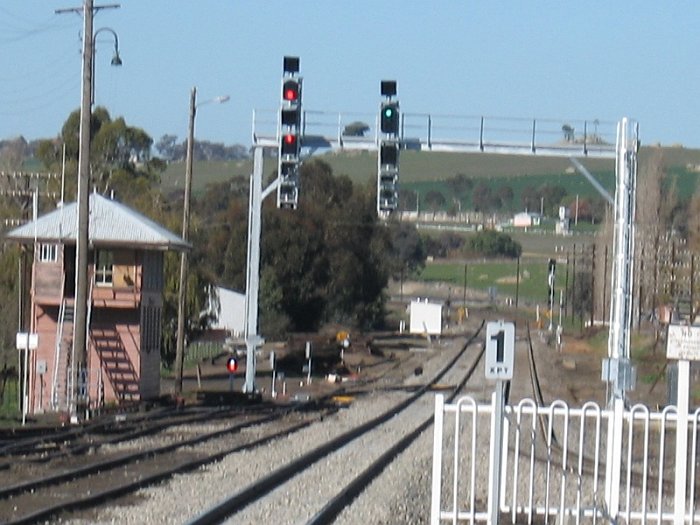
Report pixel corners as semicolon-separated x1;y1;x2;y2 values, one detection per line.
39;243;58;262
95;250;114;286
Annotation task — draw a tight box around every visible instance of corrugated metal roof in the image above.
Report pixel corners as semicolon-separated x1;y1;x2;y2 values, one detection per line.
4;193;190;251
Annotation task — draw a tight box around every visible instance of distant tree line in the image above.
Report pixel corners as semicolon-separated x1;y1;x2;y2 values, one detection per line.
155;134;249;162
413;172;608;222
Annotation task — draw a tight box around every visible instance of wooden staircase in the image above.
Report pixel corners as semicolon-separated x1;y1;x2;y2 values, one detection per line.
91;326;140;403
51;301;74;411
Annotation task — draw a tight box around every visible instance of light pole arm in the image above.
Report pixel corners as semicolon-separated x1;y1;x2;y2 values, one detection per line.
90;27;122;106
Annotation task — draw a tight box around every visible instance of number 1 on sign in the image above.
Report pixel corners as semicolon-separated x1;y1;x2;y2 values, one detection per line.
491;330;505;363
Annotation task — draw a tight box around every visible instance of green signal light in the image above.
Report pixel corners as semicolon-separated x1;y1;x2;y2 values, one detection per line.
384;108;394;118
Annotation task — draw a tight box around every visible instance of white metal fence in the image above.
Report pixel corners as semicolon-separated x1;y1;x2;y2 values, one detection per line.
431;394;700;524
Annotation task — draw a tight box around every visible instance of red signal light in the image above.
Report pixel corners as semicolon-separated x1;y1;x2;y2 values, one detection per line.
226;356;238;373
283;80;299;102
281;133;298;156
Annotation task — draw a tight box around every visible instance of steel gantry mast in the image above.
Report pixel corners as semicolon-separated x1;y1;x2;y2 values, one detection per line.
603;118;639;401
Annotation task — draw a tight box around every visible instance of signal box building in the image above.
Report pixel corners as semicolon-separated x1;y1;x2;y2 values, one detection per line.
5;193;189;414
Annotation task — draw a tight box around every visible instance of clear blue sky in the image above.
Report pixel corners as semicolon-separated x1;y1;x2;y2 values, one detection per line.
1;1;698;149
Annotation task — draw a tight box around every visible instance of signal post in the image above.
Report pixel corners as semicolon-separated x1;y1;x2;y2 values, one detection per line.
244;57;304;394
377;80;400;215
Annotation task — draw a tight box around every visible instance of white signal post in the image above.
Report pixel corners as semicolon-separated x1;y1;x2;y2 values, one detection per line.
16;332;38;425
305;341;312;384
270;351;276;398
484;321;514;525
244;56;302;394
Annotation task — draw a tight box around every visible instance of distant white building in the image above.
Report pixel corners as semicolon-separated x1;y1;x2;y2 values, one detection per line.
512;211;541;228
209;286;245;336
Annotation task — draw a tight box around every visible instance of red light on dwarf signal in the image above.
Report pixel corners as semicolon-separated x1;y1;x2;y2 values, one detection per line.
226;356;238;373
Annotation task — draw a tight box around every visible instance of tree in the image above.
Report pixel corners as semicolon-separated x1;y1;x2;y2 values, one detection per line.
192;158;395;332
155;134;181;162
472;182;493;212
496;185;515;210
562;124;575;142
0;137;28;171
446;173;473;195
342;121;370;137
520;184;567;216
424;190;446;211
687;191;700;252
37;107;159;200
469;230;521;258
385;221;426;278
423;232;464;258
0;247;19;396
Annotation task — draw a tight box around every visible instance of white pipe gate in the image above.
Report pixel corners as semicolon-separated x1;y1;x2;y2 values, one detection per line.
431;394;700;524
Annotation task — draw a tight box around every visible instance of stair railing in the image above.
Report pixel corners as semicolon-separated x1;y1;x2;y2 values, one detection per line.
51;273;66;410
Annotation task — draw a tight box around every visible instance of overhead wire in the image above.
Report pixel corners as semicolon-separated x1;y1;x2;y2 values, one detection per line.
0;7;81;132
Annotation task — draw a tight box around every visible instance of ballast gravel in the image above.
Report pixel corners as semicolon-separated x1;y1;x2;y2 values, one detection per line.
66;338;467;525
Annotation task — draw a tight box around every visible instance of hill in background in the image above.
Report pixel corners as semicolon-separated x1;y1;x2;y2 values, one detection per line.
161;146;700;209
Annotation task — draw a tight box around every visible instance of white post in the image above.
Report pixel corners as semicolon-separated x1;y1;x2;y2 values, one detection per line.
270;351;276;399
306;341;312;384
243;147;264;393
22;341;29;425
674;359;690;524
430;394;445;525
487;381;505;525
604;396;624;519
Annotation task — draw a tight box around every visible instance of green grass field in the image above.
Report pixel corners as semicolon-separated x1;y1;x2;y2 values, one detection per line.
160;146;700;209
420;257;554;304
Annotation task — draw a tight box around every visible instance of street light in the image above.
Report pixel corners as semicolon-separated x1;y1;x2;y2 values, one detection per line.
91;27;122;105
174;87;229;396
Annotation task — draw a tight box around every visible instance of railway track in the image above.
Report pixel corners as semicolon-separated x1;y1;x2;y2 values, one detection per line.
0;402;333;524
187;321;486;525
0;405;261;466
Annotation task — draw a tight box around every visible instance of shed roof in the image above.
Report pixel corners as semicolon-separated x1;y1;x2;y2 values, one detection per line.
4;193;190;251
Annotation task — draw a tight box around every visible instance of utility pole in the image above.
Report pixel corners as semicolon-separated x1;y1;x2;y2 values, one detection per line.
56;0;119;418
73;0;93;418
174;87;197;396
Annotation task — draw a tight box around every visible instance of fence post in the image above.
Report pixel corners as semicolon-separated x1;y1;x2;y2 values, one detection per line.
604;397;624;519
431;394;445;525
487;382;506;525
674;360;690;524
